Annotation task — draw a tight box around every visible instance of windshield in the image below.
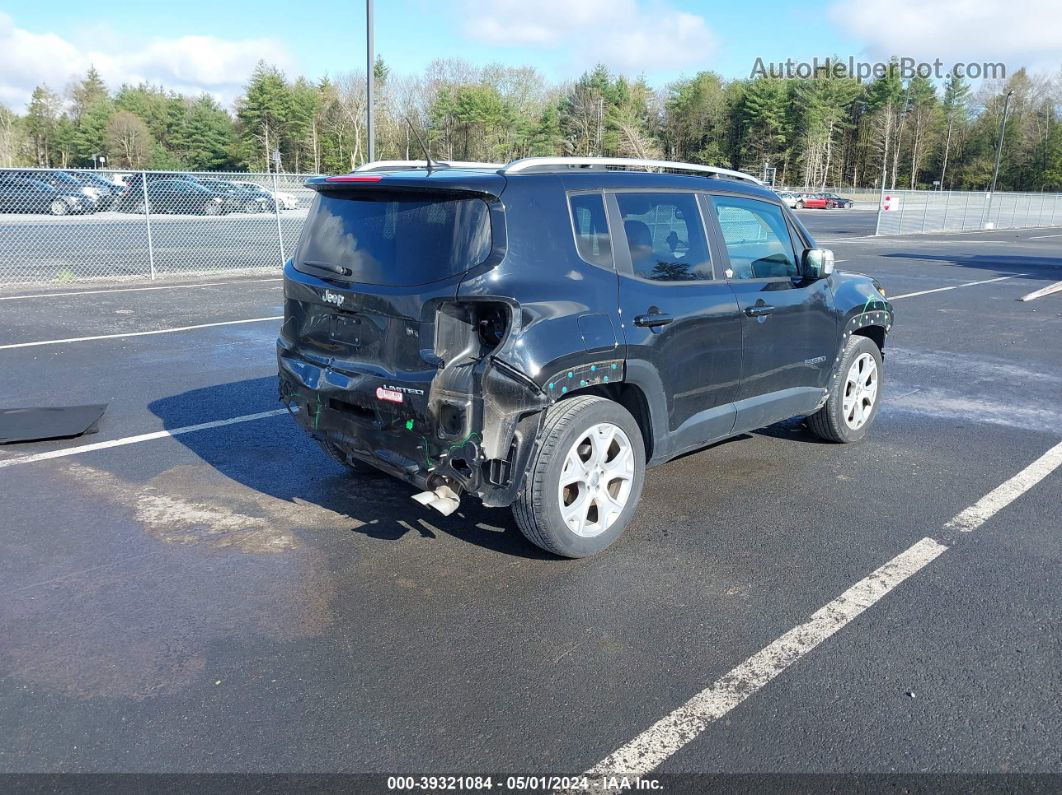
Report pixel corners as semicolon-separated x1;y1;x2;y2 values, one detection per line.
294;191;492;287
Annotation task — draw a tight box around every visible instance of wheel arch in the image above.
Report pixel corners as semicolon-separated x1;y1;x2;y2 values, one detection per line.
853;324;886;354
555;361;668;465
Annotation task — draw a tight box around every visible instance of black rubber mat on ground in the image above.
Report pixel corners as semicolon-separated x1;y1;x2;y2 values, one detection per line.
0;405;107;444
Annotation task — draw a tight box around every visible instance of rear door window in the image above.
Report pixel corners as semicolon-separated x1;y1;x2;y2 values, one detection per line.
615;192;713;281
295;192;492;287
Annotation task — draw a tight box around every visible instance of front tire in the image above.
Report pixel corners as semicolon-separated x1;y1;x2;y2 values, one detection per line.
513;396;645;558
49;199;68;216
796;200;805;209
808;336;883;443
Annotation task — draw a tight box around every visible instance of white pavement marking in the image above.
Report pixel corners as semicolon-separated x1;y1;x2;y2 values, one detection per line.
1027;233;1062;240
1019;280;1062;302
0;316;283;350
888;274;1027;300
0;278;282;301
0;409;288;470
583;439;1062;778
944;439;1062;533
585;537;949;778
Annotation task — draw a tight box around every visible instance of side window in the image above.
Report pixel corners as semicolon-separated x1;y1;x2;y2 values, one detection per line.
568;193;612;267
615;192;712;282
712;196;799;280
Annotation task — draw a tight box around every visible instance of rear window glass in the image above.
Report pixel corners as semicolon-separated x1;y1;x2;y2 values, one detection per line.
295;192;492;286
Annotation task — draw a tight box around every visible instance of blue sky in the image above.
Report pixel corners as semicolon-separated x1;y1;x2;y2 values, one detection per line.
0;0;1055;109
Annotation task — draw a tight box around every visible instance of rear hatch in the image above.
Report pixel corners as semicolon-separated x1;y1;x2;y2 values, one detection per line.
279;171;505;425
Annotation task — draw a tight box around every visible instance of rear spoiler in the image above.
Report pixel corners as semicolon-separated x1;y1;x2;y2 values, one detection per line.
305;172;505;199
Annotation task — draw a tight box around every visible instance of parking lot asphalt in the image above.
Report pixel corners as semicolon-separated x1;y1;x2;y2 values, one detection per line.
0;221;1060;780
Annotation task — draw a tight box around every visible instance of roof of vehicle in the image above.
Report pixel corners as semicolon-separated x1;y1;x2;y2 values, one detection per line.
307;158;778;202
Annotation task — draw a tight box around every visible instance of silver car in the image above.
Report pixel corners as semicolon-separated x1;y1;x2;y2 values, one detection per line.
775;191;800;209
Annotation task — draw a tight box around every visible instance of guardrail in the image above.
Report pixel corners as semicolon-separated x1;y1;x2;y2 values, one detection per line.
875;189;1062;235
0;168;316;287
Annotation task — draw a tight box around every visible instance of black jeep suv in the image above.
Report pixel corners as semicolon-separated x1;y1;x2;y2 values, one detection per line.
277;158;893;557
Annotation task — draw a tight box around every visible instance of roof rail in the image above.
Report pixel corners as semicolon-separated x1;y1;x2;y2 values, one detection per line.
354;160;504;173
500;157;764;185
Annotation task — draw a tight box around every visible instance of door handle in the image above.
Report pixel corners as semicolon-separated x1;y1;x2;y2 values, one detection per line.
634;312;674;328
744;304;775;317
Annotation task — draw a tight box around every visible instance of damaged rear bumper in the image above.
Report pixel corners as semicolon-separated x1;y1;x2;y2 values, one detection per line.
277;338;550;507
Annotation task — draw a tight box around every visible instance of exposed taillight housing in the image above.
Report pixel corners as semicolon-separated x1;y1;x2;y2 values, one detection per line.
433;301;511;365
476;304;509;349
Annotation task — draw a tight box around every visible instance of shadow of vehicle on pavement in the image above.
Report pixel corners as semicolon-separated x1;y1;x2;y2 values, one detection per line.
881;251;1062;280
148;375;554;559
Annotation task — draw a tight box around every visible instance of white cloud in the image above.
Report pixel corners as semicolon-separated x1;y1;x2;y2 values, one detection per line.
0;12;293;111
462;0;718;74
829;0;1062;71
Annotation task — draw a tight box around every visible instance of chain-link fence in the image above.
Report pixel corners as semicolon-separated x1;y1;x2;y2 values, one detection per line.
875;189;1062;235
0;168;316;287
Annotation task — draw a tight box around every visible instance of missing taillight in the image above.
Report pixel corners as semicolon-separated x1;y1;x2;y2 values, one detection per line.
434;302;511;365
475;304;509;350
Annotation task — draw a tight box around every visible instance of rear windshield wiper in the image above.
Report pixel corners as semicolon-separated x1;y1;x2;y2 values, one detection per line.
301;260;352;277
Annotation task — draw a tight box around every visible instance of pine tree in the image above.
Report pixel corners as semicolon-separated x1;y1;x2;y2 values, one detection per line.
25;85;60;166
178;96;237;170
237;62;294;172
70;66;108;124
938;74;970;189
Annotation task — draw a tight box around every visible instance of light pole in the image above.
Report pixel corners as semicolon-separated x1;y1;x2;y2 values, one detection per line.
366;0;375;163
983;89;1014;227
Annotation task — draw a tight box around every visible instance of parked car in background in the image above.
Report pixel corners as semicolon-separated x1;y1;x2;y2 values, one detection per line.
822;193;854;209
65;171;119;211
0;174;89;215
6;169;99;212
197;178;276;213
775;192;799;209
795;194;830;210
125;178;240;215
115;172;200;210
230;179;298;210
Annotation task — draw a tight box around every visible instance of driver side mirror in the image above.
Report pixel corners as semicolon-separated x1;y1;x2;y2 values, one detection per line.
803;248;835;279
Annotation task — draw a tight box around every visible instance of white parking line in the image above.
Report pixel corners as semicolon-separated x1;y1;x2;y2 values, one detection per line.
888;274;1027;300
1019;281;1062;302
0;278;282;301
0;409;288;470
0;316;283;350
585;538;949;777
583;437;1062;778
944;439;1062;532
1027;233;1062;240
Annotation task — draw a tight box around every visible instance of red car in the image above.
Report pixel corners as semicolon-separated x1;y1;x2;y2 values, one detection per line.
795;193;830;209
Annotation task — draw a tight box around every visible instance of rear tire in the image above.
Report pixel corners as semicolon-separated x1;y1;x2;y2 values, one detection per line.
316;439;381;475
513;396;645;558
808;336;883;443
796;200;805;209
49;199;68;216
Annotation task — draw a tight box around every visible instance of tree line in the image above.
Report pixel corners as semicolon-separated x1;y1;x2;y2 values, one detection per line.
1;58;1060;191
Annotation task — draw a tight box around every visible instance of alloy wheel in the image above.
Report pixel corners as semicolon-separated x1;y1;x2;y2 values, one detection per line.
842;352;879;430
557;422;635;537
